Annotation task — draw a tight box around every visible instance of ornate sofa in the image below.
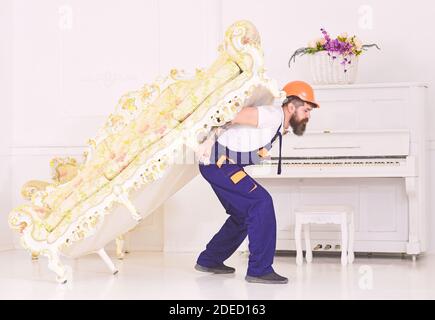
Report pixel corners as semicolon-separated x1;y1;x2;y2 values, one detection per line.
8;20;283;283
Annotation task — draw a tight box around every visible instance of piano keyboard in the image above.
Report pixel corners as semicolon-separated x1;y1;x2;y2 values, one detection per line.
244;156;416;179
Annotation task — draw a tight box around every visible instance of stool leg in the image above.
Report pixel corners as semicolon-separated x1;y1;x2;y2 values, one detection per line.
348;214;355;264
295;219;303;266
341;219;348;266
304;224;312;263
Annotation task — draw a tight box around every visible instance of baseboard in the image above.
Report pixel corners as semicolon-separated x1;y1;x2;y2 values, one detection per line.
0;245;15;252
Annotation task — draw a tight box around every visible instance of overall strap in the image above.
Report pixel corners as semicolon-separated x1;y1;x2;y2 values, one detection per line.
277;130;282;175
269;124;283;175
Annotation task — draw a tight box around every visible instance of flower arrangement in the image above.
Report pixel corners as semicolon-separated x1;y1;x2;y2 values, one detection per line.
289;28;380;74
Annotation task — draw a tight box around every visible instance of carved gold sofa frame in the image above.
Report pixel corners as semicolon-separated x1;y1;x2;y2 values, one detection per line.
8;20;283;283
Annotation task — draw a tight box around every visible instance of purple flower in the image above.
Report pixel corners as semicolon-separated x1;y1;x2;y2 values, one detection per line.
289;28;379;71
317;28;359;69
320;28;331;42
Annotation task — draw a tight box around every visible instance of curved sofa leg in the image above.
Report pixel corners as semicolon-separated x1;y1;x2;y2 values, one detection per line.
97;249;119;275
31;251;40;261
43;250;68;284
115;235;125;260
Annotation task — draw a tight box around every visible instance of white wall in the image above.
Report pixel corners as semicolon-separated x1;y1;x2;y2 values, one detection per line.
1;0;434;252
0;0;14;250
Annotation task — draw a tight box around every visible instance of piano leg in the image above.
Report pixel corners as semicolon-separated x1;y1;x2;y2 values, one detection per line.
405;177;422;256
295;221;303;266
348;213;355;264
304;224;312;263
341;220;348;266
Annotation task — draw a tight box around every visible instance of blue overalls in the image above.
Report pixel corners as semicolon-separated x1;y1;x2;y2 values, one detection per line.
197;124;283;277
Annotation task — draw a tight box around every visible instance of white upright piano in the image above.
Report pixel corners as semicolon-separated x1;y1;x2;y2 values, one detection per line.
245;83;429;259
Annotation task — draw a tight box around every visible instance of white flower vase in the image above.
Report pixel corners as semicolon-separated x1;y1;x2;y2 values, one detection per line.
309;51;359;85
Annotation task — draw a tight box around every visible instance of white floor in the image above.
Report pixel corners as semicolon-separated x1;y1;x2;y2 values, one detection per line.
1;249;435;300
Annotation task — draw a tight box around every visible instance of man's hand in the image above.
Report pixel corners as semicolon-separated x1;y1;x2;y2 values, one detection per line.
195;122;233;165
196;138;215;165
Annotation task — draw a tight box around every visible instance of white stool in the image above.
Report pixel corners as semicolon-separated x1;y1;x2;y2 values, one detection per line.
294;205;355;266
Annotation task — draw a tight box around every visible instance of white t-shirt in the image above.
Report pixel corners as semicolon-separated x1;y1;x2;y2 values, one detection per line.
217;103;284;152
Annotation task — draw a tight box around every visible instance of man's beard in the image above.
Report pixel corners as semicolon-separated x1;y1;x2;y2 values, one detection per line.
290;114;308;136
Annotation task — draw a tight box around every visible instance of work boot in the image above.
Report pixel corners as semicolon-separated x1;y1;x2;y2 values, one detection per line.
245;271;288;284
195;263;236;274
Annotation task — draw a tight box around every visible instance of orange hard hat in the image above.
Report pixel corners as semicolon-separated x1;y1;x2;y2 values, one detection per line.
283;81;320;108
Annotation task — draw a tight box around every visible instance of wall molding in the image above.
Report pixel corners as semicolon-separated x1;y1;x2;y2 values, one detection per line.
0;246;15;252
10;146;86;156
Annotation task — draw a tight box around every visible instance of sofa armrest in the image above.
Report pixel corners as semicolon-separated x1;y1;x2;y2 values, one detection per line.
20;180;51;201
